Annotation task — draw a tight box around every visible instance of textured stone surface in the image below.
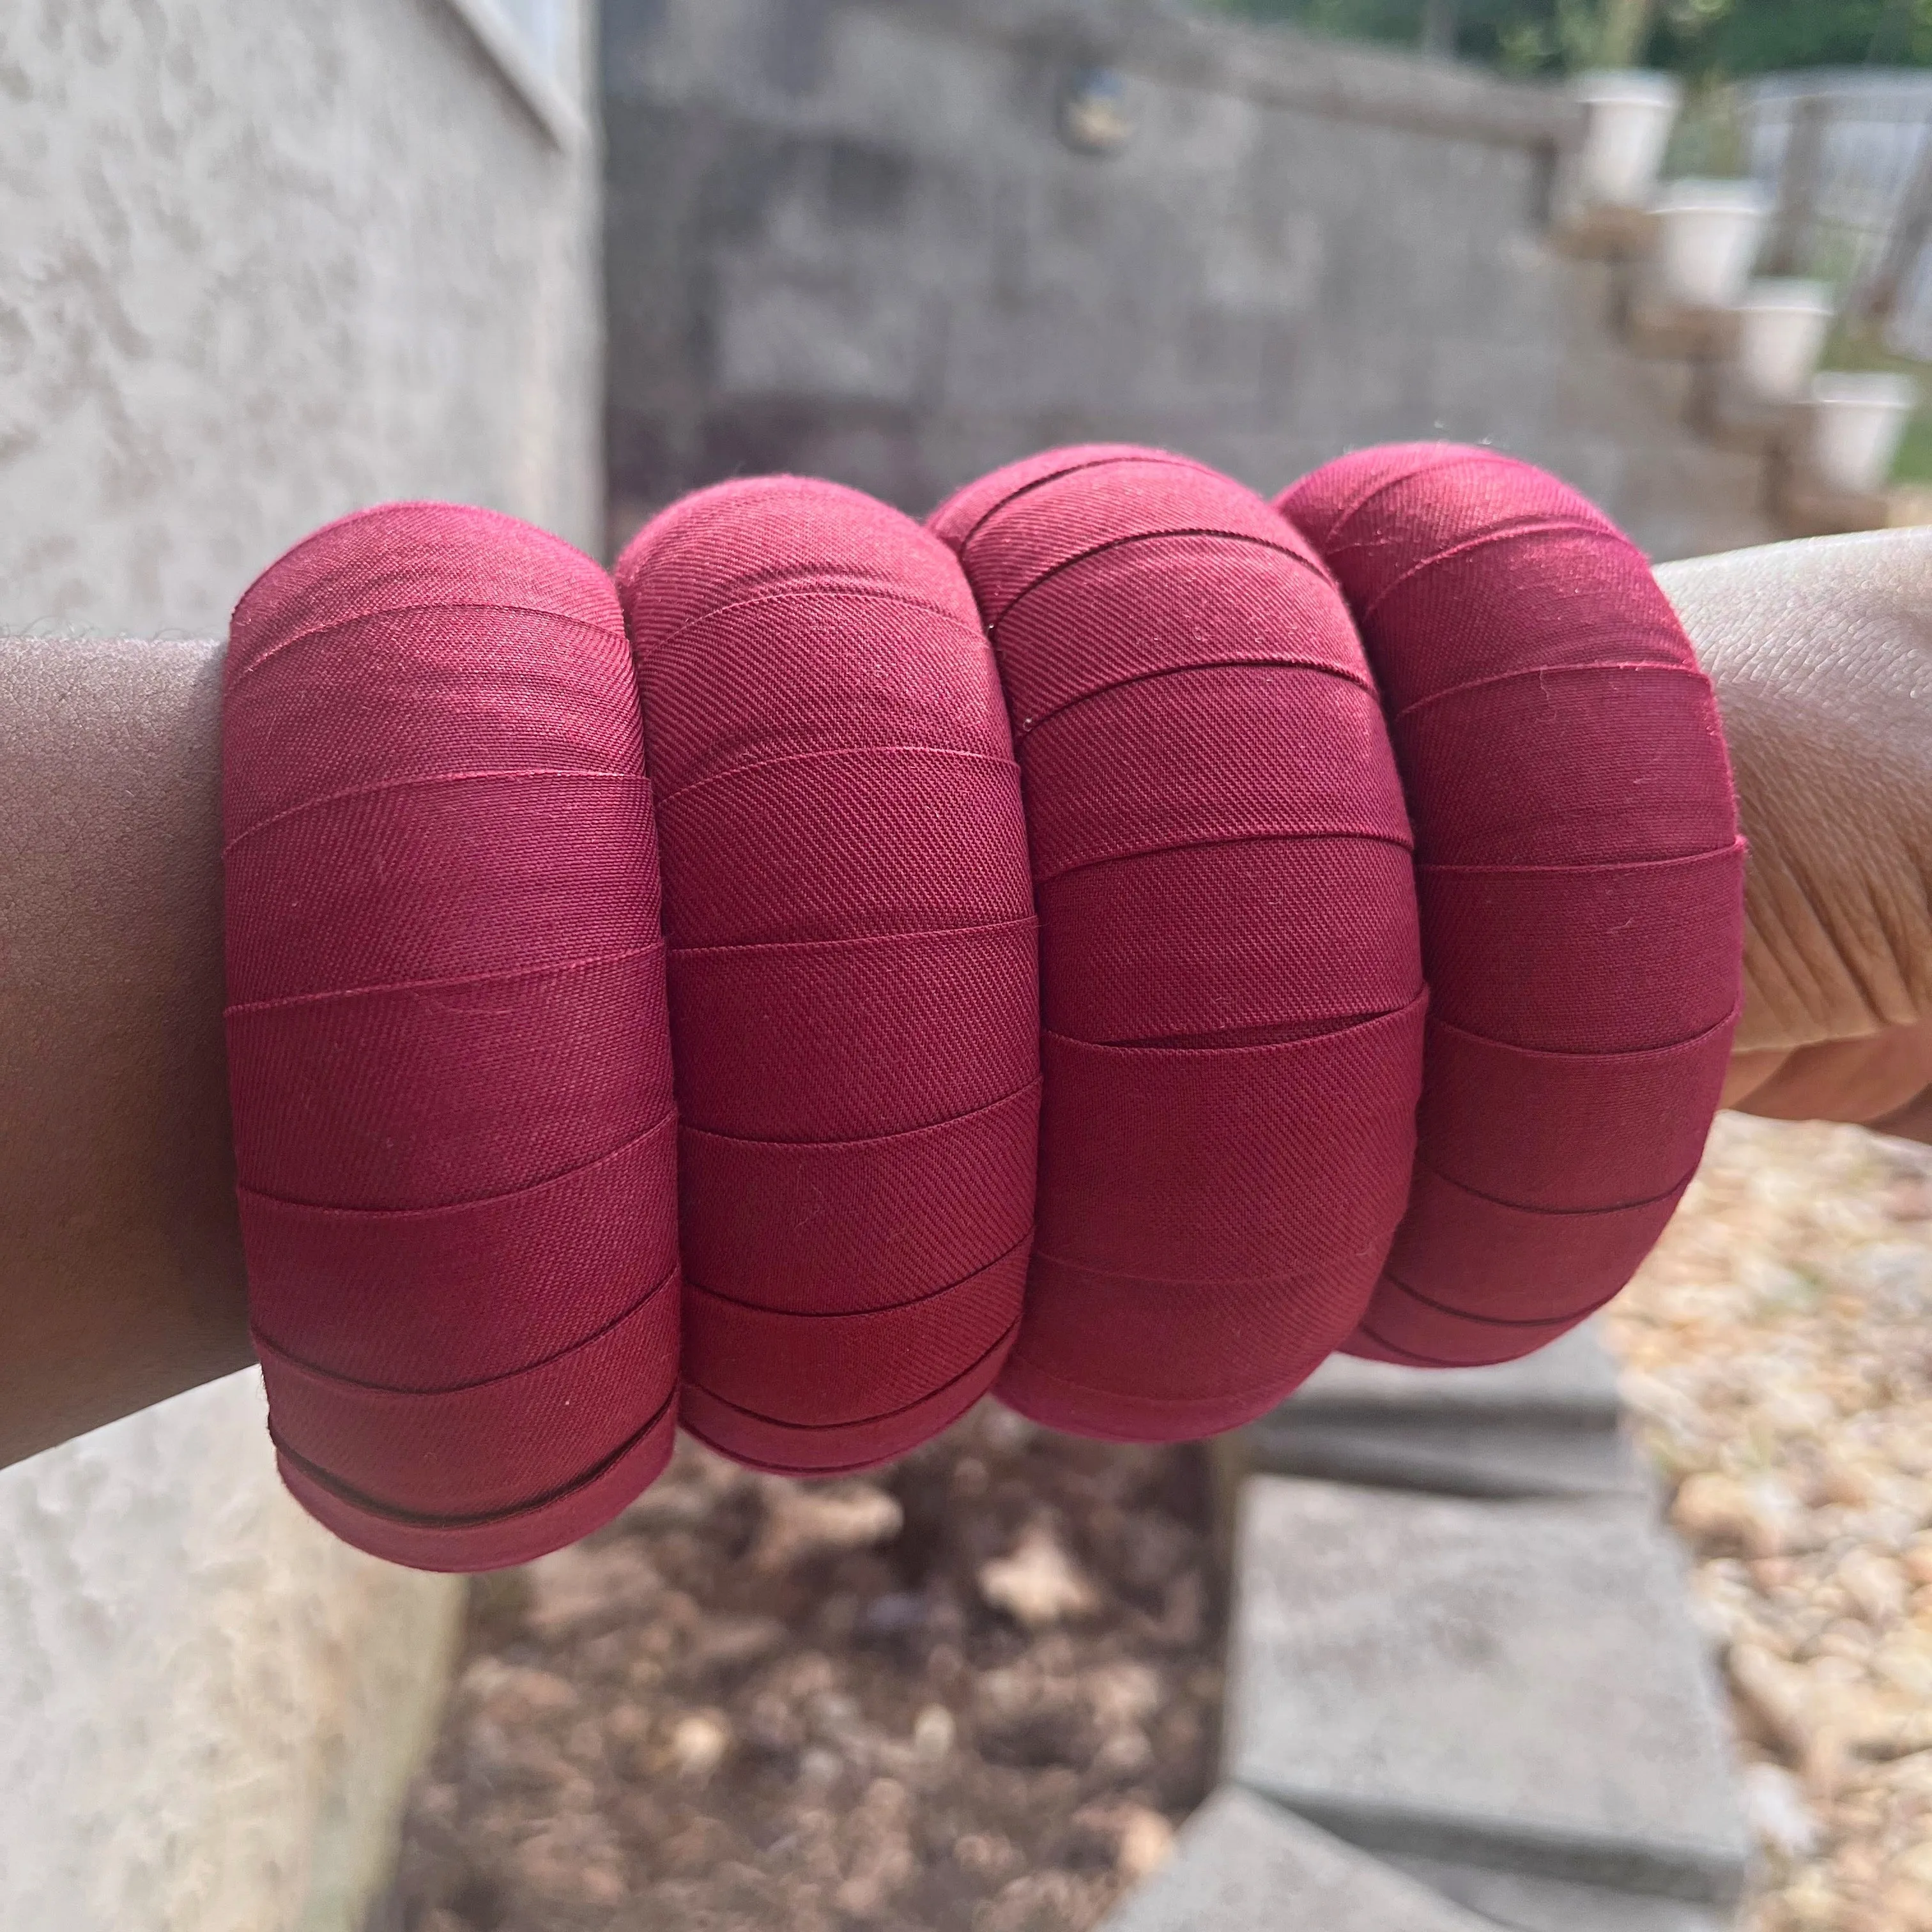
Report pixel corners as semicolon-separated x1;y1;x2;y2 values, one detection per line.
1392;1854;1734;1932
603;0;1772;560
1;3;599;1927
1286;1322;1625;1425
0;1376;465;1932
1243;1412;1652;1501
1;0;601;642
1096;1788;1497;1932
1225;1478;1752;1905
1245;1323;1652;1499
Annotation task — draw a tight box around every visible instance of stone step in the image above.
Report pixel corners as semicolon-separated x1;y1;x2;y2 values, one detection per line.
1224;1478;1752;1911
1094;1787;1499;1931
1391;1853;1734;1932
1243;1412;1652;1501
1243;1323;1654;1501
1282;1322;1625;1425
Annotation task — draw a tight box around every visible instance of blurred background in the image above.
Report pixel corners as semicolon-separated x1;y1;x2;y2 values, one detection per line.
8;5;1932;1932
600;0;1932;562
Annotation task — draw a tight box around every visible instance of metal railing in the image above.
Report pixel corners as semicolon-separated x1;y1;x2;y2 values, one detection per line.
1742;73;1932;355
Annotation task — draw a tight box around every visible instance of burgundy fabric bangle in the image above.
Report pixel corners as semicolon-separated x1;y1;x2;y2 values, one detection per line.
928;448;1424;1439
616;479;1038;1476
1278;446;1744;1367
221;443;1742;1572
226;504;680;1570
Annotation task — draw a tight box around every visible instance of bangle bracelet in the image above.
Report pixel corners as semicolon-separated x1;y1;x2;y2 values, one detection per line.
222;443;1741;1571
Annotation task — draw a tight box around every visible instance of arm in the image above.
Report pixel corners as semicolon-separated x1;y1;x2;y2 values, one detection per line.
1658;528;1932;1140
4;526;1931;1471
0;635;250;1471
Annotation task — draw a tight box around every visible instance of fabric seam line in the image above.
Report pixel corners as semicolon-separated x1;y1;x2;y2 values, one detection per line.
1010;653;1379;745
225;765;649;855
1043;988;1425;1059
1002;1342;1326;1413
686;1230;1033;1321
670;913;1037;963
950;450;1218;554
681;1077;1041;1153
272;1383;678;1529
1410;1149;1698;1217
227;942;666;1016
238;1107;677;1218
1426;1000;1742;1062
1392;657;1713;727
255;1262;678;1399
634;581;990;661
680;1077;1043;1151
1372;1275;1625;1333
986;525;1337;632
684;1318;1020;1432
1029;1240;1386;1291
1292;445;1490;548
1035;824;1414;891
229;599;624;692
676;1425;916;1479
1420;838;1744;879
1359;516;1630;621
658;741;1021;809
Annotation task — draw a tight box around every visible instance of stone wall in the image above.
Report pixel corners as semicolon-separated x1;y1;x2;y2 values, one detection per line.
1;0;602;641
0;1380;463;1932
0;4;602;1927
603;0;1770;560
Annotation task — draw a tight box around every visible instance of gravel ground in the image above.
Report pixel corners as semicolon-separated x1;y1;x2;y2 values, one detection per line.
387;1110;1932;1932
386;1403;1225;1932
1606;1114;1932;1932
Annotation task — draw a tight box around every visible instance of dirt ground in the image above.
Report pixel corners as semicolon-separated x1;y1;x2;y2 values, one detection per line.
388;1110;1932;1932
386;1402;1225;1932
1607;1114;1932;1932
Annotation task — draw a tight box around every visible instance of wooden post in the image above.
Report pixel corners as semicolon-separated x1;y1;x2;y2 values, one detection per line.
1851;113;1932;335
1597;0;1657;71
1763;94;1828;278
1419;0;1457;59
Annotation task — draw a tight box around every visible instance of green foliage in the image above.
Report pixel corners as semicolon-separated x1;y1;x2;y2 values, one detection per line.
1200;0;1932;75
1653;0;1932;75
1208;0;1415;45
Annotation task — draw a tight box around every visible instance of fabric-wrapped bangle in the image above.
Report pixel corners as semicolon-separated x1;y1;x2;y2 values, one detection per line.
220;442;1743;1572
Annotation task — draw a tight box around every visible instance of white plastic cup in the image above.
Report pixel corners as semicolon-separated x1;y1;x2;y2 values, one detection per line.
1809;371;1919;494
1572;70;1683;210
1733;279;1836;403
1650;178;1773;310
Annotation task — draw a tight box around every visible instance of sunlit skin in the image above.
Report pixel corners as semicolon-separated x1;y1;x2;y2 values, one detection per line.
3;525;1931;1469
1659;530;1932;1140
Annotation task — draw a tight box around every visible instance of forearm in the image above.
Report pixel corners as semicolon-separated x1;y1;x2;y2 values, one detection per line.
1659;529;1932;1137
4;530;1928;1470
0;634;250;1471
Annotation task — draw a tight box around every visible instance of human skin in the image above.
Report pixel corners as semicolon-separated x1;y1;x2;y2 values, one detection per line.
1659;529;1932;1138
1;634;250;1471
2;525;1930;1470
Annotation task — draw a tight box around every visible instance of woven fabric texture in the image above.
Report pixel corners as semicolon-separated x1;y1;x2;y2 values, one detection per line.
1281;444;1743;1365
226;504;680;1572
222;445;1742;1572
617;481;1038;1475
930;448;1425;1438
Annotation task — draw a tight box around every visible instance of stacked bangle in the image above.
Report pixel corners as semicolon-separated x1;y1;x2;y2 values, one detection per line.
222;443;1742;1572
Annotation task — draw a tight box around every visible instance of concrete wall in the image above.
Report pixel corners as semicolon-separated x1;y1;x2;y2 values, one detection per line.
0;1379;463;1932
0;4;601;1927
1;0;602;641
603;0;1770;561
